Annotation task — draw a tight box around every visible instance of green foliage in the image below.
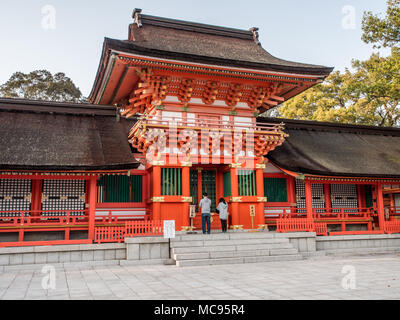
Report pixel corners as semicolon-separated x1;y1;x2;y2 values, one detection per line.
278;1;400;127
0;70;83;102
362;0;400;48
279;51;400;127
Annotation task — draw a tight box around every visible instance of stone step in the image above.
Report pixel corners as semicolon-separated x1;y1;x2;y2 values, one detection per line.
173;232;276;242
176;254;303;267
323;246;400;256
171;242;294;254
170;238;289;248
174;247;298;261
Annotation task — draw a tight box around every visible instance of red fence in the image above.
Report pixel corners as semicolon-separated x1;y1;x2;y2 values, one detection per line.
94;226;125;243
384;220;400;234
276;218;315;233
312;208;375;220
125;220;163;237
315;222;328;236
94;220;164;244
0;209;89;227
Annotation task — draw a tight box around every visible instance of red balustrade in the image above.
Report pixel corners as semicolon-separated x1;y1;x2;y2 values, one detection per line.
312;207;374;220
315;223;328;236
0;209;89;227
94;226;125;243
384;220;400;234
94;220;164;244
125;220;163;237
277;218;315;233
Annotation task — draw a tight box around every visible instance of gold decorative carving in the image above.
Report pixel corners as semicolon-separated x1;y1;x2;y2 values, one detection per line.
181;196;193;203
230;197;242;203
151;197;165;203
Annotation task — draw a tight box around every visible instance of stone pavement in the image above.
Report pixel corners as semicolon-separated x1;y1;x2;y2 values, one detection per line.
0;254;400;300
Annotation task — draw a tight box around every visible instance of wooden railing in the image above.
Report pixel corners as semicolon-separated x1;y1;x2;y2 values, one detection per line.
276;218;315;233
94;220;164;244
0;209;89;227
95;208;150;224
125;220;163;237
384;220;400;234
312;207;375;220
134;116;285;134
315;223;328;236
94;226;125;243
267;206;377;235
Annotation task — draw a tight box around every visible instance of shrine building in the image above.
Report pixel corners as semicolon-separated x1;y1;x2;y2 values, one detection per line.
0;9;400;247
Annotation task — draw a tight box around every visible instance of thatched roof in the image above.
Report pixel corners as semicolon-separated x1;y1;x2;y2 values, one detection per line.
0;98;139;171
108;12;333;76
259;117;400;178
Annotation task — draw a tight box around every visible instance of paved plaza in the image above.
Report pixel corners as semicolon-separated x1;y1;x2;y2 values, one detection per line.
0;254;399;300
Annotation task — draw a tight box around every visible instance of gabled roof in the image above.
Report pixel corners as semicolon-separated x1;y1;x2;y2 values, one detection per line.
258;117;400;178
0;98;139;171
124;10;333;76
90;10;333;103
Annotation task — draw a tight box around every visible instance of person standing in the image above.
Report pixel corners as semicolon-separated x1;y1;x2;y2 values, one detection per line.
217;198;229;233
199;192;212;234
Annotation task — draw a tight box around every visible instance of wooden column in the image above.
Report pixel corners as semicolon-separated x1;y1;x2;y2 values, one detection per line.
230;167;240;227
88;175;97;242
324;184;331;212
182;166;190;227
31;179;43;215
287;177;296;205
357;185;363;210
305;180;313;220
256;168;265;226
376;182;386;231
153;166;162;221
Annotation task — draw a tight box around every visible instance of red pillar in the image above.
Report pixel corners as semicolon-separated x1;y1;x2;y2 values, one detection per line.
88;175;97;242
376;182;386;231
324;184;331;213
287;177;296;205
305;180;313;220
256;168;265;227
31;179;43;215
153;166;162;221
230;167;240;227
182;166;190;228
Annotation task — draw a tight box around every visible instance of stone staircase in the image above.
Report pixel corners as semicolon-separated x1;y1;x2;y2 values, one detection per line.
170;232;303;267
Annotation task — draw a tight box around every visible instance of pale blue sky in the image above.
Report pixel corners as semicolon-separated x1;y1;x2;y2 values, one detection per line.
0;1;389;98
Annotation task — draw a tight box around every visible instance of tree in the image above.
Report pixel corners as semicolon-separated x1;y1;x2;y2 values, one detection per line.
278;51;400;127
362;0;400;48
277;0;400;127
0;70;84;102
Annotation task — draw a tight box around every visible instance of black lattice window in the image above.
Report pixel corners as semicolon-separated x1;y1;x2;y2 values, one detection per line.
312;184;325;213
295;180;306;213
41;180;86;216
330;184;358;213
0;179;32;217
295;180;325;213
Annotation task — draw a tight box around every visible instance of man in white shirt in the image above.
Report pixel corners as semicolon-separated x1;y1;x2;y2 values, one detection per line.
199;192;212;234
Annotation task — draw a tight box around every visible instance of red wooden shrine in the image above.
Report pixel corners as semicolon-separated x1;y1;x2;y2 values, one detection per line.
1;10;400;247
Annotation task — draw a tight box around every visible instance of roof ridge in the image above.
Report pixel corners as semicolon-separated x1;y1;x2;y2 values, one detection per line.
0;97;117;116
133;9;254;40
258;116;400;135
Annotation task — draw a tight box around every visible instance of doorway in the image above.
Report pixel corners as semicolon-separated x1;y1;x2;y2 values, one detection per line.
190;169;217;213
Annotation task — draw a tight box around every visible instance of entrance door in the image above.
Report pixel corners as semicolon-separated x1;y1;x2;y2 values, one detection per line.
201;170;217;213
189;169;217;213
